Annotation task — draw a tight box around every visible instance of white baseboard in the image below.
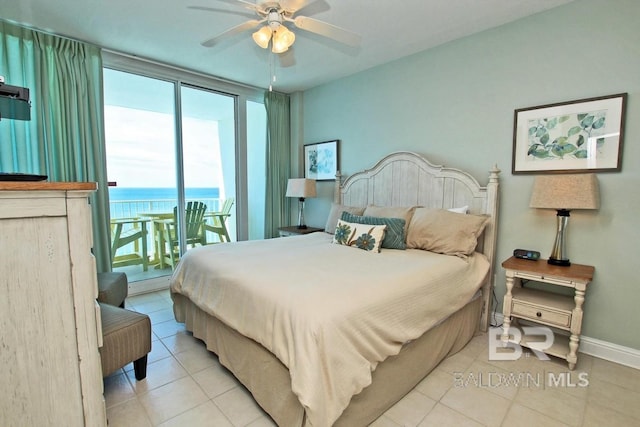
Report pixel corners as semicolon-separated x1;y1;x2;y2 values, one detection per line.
128;275;171;296
491;312;640;369
579;336;640;369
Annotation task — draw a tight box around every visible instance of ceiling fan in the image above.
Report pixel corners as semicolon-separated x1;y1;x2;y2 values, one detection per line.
190;0;361;53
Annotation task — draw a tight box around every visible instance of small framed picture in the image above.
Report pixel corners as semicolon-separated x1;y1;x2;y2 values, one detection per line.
304;140;339;181
512;93;627;174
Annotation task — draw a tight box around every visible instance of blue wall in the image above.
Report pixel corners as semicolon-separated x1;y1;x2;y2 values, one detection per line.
295;0;640;350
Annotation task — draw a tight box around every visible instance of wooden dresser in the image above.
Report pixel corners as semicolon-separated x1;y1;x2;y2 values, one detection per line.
0;182;106;426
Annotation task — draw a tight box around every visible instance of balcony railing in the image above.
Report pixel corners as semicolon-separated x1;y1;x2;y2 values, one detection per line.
109;198;223;277
110;198;221;220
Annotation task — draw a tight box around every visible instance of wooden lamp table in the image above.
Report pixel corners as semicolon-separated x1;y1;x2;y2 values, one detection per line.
501;256;595;370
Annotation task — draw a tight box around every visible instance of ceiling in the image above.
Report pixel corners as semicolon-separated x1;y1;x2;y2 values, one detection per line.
1;0;573;93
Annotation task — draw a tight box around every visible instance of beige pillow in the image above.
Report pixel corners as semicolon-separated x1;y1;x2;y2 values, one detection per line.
406;208;489;258
324;203;365;233
362;205;416;238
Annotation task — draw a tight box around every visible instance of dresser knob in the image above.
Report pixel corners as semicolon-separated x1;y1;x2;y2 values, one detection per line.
536;311;542;318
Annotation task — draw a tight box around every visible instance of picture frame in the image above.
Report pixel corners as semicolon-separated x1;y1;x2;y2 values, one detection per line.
304;140;339;181
512;93;627;174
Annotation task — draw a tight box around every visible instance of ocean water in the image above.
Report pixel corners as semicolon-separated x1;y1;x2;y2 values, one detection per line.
109;187;219;201
108;187;220;219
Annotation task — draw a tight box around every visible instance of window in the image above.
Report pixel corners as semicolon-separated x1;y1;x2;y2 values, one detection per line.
102;54;266;292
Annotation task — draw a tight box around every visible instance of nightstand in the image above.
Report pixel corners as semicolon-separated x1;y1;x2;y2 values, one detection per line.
501;256;594;370
278;226;324;237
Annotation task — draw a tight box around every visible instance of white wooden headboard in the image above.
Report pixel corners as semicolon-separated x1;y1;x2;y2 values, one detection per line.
333;151;500;331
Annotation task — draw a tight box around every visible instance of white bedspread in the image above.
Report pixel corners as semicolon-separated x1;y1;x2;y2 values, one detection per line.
170;233;489;427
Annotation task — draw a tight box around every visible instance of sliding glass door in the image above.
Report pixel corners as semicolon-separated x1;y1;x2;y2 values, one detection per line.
180;85;236;244
104;70;178;285
103;67;258;290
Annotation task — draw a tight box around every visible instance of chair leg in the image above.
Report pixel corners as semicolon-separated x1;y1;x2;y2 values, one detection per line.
168;244;178;269
111;223;124;260
133;355;148;380
141;228;149;272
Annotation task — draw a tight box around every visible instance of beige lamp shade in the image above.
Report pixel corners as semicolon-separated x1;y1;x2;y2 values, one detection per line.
529;174;599;210
286;178;316;198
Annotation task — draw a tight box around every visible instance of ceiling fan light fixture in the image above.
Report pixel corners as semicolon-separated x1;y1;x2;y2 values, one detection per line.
271;43;288;53
252;25;272;49
271;26;295;53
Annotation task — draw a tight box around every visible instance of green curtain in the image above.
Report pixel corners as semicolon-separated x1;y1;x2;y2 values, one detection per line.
0;20;111;272
263;91;291;238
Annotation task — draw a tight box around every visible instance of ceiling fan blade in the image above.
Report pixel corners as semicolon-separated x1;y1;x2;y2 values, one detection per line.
188;5;256;19
201;19;263;47
280;0;318;14
292;15;361;47
210;0;260;10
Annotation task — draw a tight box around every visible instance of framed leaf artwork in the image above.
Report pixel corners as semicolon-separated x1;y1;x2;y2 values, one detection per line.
512;93;627;174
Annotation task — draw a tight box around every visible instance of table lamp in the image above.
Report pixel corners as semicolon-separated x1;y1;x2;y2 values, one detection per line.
286;178;316;229
529;174;599;266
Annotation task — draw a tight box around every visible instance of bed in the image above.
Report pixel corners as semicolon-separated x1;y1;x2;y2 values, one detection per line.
171;151;500;426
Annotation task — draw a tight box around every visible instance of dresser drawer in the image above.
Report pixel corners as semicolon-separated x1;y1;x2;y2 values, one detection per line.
511;300;571;328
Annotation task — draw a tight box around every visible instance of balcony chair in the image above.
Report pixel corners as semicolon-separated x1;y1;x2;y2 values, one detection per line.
110;217;149;272
155;201;207;269
204;197;234;244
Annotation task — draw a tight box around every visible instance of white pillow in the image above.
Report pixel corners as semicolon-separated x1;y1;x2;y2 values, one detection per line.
448;205;469;214
332;219;387;253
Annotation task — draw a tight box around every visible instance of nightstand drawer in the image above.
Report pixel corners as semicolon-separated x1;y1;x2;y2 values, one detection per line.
511;300;571;328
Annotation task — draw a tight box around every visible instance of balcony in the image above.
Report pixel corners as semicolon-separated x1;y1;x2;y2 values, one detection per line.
109;197;226;282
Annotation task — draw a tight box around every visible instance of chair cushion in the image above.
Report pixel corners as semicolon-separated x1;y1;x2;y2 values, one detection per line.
97;272;128;307
99;302;151;377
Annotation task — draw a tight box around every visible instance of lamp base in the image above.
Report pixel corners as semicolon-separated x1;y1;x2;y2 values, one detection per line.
548;257;571;267
296;197;307;230
548;209;571;267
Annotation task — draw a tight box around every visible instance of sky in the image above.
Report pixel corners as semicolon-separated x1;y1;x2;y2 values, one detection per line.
103;67;230;189
104;105;223;188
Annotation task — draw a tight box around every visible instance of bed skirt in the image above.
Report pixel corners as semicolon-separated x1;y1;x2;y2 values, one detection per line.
173;293;482;426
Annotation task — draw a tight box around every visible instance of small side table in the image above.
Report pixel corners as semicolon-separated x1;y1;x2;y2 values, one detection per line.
501;256;595;370
278;226;323;237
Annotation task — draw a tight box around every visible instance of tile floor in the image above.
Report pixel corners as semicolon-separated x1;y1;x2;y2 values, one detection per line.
104;289;640;426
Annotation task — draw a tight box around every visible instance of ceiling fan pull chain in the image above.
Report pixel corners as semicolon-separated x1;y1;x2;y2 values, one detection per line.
269;50;277;91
